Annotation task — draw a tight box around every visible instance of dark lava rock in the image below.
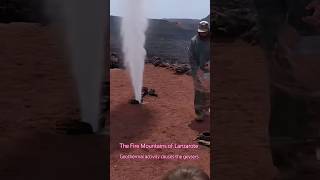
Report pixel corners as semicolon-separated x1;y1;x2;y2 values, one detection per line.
185;70;192;76
151;56;162;67
148;89;158;97
175;64;191;75
129;99;141;105
110;53;121;69
158;63;169;68
142;87;149;98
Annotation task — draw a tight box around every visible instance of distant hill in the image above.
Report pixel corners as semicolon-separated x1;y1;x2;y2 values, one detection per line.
164;19;200;30
110;15;203;63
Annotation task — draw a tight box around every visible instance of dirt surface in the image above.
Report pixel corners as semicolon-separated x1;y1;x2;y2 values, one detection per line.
213;40;275;180
110;65;210;180
0;22;278;180
0;23;107;180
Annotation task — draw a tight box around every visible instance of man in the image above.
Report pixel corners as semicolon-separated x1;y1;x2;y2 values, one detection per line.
254;0;320;179
189;21;210;122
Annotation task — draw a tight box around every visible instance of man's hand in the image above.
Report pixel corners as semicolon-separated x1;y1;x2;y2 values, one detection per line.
302;0;320;31
193;69;210;92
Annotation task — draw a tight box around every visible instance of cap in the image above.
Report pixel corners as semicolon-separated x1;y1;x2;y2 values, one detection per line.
198;21;209;33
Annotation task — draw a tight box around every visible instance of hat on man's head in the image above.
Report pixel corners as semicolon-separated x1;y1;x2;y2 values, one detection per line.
198;21;209;33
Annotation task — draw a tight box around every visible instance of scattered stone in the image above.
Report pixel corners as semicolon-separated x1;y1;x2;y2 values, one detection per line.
129;87;157;105
129;99;141;105
150;56;193;75
110;53;121;69
195;131;211;147
151;56;162;67
142;87;149;98
158;63;169;68
174;64;191;75
148;89;158;97
185;70;192;76
141;87;159;99
198;139;210;147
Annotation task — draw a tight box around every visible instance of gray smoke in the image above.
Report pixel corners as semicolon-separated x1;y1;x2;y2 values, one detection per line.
45;0;107;132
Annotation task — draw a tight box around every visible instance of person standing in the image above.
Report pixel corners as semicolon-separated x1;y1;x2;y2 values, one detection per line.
189;21;210;122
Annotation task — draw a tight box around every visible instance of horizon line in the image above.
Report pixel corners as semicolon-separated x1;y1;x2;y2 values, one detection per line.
110;14;208;20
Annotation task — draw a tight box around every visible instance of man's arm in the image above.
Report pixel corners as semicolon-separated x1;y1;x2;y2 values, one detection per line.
188;39;198;78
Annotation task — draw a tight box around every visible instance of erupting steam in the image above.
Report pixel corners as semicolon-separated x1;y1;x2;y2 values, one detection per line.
46;0;107;132
121;0;148;103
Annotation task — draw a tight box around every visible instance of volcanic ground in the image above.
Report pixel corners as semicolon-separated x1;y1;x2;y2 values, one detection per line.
110;65;210;180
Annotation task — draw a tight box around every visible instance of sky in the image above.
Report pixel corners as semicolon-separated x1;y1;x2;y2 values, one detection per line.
110;0;210;19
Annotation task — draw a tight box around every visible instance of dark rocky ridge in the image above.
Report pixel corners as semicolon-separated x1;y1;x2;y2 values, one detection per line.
110;15;200;63
1;0;260;61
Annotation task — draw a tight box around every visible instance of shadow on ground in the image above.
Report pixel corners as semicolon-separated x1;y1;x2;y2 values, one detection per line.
110;102;154;153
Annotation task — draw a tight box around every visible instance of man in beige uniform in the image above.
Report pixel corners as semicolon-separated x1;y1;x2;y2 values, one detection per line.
189;21;210;122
